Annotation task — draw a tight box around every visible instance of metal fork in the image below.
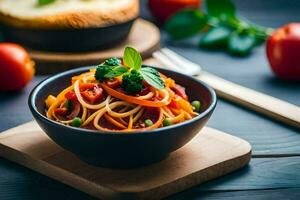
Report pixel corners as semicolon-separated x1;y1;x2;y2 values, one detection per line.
153;48;202;76
151;48;300;130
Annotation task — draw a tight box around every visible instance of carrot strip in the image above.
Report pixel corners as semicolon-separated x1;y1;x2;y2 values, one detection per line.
167;112;185;124
176;97;194;113
101;84;169;107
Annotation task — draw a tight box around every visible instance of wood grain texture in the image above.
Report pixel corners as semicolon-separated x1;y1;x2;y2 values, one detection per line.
0;121;251;200
30;19;160;74
2;156;300;200
144;58;300;130
167;188;300;200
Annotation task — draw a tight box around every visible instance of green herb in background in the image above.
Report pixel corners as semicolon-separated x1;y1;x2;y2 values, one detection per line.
38;0;55;6
164;0;273;56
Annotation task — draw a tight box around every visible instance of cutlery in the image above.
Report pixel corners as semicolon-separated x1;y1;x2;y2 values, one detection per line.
149;48;300;130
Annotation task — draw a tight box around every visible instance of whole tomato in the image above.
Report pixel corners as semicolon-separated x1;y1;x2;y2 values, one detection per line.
149;0;201;23
266;23;300;81
0;43;35;91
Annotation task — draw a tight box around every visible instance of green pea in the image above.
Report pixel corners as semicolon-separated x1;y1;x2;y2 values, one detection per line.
71;117;82;127
145;119;153;127
163;119;173;127
192;100;201;112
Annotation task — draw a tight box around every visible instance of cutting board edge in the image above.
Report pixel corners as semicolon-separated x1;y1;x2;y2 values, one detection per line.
0;139;251;200
129;149;252;200
0;144;123;200
0;121;252;200
0;141;251;200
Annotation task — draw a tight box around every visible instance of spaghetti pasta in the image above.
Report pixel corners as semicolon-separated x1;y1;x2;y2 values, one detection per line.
45;60;200;132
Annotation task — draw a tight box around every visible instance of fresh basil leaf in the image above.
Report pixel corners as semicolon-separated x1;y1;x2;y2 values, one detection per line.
228;32;257;56
164;9;207;40
123;47;142;70
104;66;128;78
199;26;232;48
206;0;236;21
140;67;165;90
38;0;55;6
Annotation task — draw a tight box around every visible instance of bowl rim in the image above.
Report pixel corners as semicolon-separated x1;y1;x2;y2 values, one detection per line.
29;66;217;136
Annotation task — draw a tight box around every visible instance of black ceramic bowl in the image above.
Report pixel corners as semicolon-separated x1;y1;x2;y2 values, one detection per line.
0;19;135;52
29;66;217;168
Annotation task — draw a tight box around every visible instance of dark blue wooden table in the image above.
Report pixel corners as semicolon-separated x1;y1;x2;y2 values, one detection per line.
1;0;300;199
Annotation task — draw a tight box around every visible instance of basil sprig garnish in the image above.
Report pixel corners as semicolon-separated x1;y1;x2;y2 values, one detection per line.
95;47;165;93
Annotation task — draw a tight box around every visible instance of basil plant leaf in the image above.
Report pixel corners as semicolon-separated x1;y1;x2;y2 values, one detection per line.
104;66;128;78
140;67;165;90
164;9;207;40
199;26;232;48
228;31;257;56
206;0;236;21
123;47;142;70
38;0;55;6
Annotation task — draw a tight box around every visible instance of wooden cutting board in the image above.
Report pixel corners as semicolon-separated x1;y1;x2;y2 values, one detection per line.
30;19;160;74
0;121;251;200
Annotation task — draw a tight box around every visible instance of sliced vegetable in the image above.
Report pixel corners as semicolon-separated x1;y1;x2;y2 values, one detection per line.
106;78;120;88
171;84;188;100
176;97;194;113
54;108;68;116
67;100;81;120
64;100;73;110
101;84;169;107
168;99;180;109
65;91;77;100
80;83;104;103
45;95;57;108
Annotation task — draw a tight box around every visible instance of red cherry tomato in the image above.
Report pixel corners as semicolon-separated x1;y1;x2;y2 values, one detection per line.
65;91;77;100
148;0;201;23
266;23;300;81
0;43;35;91
80;83;104;103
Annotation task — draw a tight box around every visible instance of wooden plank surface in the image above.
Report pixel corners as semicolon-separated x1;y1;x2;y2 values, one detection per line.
1;1;300;199
1;157;300;200
0;121;251;200
167;188;300;200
